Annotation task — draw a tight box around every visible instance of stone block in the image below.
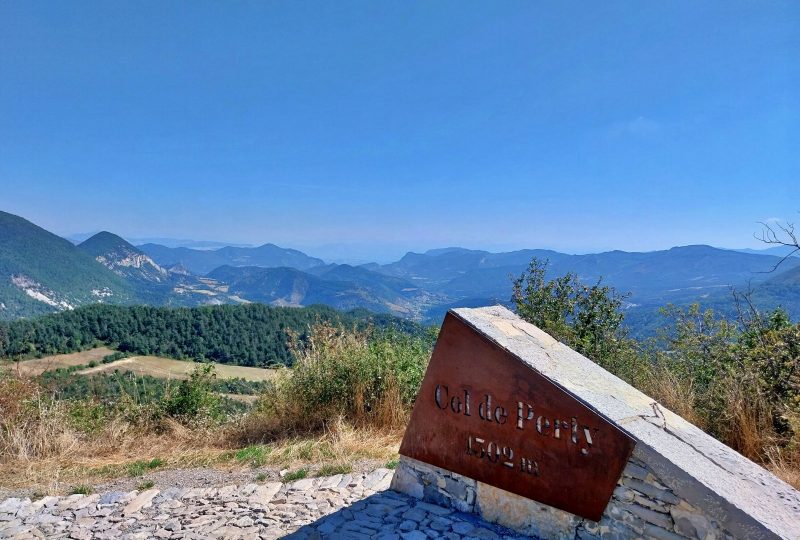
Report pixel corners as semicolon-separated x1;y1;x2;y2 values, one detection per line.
643;524;686;540
422;483;450;508
621;478;681;505
619;502;674;529
622;462;650;481
475;482;582;540
633;495;669;513
612;486;635;503
391;462;424;500
670;507;712;540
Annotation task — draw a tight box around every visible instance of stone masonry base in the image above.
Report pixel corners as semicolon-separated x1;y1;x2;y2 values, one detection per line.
391;455;735;540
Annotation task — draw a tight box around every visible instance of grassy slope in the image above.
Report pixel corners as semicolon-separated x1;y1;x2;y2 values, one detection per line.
77;355;277;381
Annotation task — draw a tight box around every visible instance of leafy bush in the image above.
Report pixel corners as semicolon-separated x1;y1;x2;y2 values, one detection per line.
102;351;129;364
651;303;800;461
513;259;626;346
512;258;643;377
163;364;224;421
37;366;249;420
241;324;433;438
67;401;111;434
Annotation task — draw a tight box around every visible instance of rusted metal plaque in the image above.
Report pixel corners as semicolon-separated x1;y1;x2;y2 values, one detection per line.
399;312;635;521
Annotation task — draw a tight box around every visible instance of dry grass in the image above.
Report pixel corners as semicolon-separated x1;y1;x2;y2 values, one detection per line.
247;419;402;469
0;430;223;492
0;326;427;494
77;355;278;382
0;415;401;493
640;365;702;426
8;348;117;377
0;372;218;490
0;367;402;494
766;440;800;490
644;367;800;489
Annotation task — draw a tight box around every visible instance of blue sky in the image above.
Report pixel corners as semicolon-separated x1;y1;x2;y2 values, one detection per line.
1;1;797;261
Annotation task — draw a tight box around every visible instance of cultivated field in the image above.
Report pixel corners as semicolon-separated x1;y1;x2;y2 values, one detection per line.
78;356;278;382
6;347;117;376
4;347;278;382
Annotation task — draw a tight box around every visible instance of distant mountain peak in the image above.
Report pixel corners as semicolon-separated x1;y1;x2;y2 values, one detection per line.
78;231;133;251
139;242;325;275
424;247;476;256
79;232;168;282
667;244;717;252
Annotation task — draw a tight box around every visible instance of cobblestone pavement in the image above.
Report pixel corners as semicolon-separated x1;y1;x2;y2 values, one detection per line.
0;468;534;540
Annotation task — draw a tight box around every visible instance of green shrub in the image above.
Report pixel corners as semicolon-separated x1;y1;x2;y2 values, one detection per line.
67;401;110;434
282;468;308;482
244;324;432;437
512;258;640;375
102;351;129;364
163;364;223;421
651;304;800;456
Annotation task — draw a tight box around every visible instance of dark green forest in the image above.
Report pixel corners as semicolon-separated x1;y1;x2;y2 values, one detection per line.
0;303;421;367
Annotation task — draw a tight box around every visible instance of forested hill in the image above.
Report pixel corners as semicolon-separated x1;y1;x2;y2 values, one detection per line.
0;303;421;367
0;211;133;319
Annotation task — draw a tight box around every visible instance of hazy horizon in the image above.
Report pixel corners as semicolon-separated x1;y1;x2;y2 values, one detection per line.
54;221;795;266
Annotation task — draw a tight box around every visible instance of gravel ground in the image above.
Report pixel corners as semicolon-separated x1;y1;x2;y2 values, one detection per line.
0;460;387;501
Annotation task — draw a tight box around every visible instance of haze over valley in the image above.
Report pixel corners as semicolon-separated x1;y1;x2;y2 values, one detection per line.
2;209;798;335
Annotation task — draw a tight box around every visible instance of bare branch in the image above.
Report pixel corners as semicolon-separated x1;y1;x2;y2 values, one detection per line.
755;217;800;272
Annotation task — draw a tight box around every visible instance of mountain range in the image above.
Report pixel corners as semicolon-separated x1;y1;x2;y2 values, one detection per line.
139;243;324;275
2;209;799;333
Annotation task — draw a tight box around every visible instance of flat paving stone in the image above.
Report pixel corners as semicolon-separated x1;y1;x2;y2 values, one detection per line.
0;469;535;539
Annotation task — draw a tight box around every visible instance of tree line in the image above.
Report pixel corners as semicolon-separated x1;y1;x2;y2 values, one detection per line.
0;303;418;367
